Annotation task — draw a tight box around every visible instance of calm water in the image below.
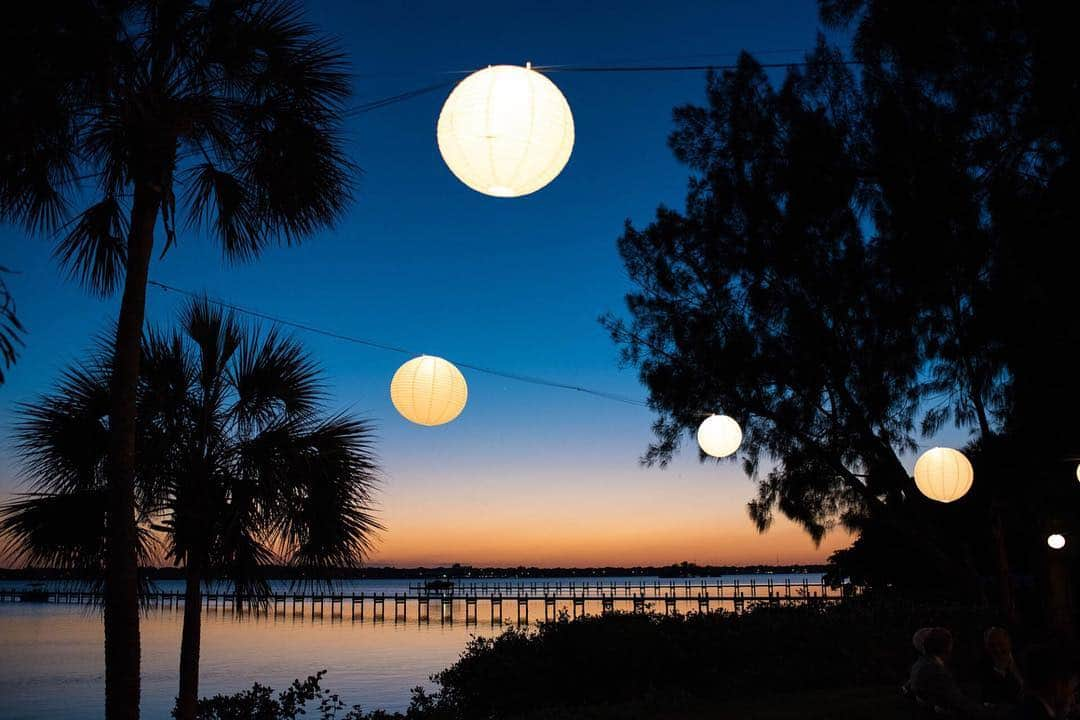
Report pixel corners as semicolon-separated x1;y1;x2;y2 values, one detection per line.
0;574;824;719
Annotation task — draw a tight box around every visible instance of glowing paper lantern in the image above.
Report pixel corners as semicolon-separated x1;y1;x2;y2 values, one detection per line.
697;414;743;458
390;356;467;426
913;447;974;503
1048;534;1066;550
437;63;574;197
1076;464;1080;483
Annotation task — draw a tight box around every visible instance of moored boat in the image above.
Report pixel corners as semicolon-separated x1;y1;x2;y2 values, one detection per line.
422;579;454;593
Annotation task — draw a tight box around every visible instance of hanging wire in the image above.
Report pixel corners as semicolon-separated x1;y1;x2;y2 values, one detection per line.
346;80;458;117
344;56;863;115
147;280;650;408
536;60;862;73
244;50;861;415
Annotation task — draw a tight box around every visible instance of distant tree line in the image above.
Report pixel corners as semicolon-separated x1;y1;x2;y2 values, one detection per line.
0;561;829;582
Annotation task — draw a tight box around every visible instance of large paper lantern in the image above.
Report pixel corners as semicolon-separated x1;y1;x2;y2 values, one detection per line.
437;64;574;197
913;447;973;503
697;414;743;458
390;356;467;426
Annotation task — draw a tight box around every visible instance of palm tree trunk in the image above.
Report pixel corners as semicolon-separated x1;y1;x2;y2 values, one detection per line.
104;185;159;720
176;556;204;720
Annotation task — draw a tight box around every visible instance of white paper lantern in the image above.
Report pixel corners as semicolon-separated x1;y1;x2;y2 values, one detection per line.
437;64;574;197
390;356;467;426
1047;534;1066;550
1076;463;1080;483
697;414;743;458
913;447;974;503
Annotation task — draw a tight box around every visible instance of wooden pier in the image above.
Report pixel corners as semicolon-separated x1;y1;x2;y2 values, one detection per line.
0;578;851;624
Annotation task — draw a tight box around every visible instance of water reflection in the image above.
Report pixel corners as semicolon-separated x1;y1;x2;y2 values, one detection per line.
0;575;827;720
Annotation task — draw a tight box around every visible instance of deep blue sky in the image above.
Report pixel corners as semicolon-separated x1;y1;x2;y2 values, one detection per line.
0;0;903;565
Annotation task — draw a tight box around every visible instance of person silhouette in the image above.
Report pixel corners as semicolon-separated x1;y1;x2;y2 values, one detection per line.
909;627;1006;719
981;628;1024;705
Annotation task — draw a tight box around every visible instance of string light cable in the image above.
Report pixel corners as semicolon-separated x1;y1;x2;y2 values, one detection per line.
147;280;650;409
345;55;863;115
150;53;863;412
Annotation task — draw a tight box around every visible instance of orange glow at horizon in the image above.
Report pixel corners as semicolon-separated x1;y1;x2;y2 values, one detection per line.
356;460;855;568
0;455;858;570
364;513;853;568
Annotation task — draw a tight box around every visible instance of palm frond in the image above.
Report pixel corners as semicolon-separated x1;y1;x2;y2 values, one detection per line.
137;328;197;513
0;37;76;231
181;296;243;395
213;523;276;601
183;162;262;261
189;0;355;252
263;415;382;573
15;363;112;495
53;196;129;297
0;268;25;384
240;114;356;243
0;492;108;572
0;140;76;234
1;3;132;231
229;327;325;431
210;0;351;115
237;0;351;120
80;102;138;198
0;490;161;596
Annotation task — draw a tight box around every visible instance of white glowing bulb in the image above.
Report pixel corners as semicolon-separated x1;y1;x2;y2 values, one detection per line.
697;415;743;458
913;447;974;503
437;64;574;197
390;356;467;426
1047;534;1066;550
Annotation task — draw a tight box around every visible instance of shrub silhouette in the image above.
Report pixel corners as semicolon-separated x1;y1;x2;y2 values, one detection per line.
192;602;1000;719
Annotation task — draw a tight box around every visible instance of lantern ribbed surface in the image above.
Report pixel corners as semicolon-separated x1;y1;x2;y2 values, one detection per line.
913;447;974;503
437;64;574;198
390;356;468;426
697;414;743;458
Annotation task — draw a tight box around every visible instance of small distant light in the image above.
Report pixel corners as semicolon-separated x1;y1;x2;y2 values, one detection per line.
1047;534;1066;550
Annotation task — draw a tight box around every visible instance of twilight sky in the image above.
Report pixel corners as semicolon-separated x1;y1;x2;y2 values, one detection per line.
0;0;917;567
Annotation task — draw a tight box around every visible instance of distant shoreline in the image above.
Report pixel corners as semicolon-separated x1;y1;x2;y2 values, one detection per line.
0;563;827;582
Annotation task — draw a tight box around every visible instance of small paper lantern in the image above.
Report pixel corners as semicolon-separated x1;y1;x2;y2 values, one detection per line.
1047;534;1066;550
697;414;743;458
913;447;974;503
437;64;574;197
390;356;467;426
1076;464;1080;483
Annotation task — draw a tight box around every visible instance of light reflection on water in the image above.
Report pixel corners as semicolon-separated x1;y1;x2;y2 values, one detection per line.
0;575;824;719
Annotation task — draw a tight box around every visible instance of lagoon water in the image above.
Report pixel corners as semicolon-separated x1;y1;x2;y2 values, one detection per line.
0;574;824;719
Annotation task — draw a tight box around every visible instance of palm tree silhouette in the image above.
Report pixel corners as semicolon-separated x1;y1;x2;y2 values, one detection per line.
1;299;380;720
0;4;354;717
